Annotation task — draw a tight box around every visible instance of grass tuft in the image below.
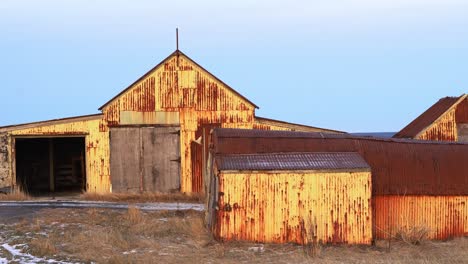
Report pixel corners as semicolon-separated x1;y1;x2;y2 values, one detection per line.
0;185;30;201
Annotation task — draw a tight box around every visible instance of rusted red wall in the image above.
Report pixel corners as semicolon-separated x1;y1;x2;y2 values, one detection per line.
456;98;468;123
374;195;467;240
211;129;468;196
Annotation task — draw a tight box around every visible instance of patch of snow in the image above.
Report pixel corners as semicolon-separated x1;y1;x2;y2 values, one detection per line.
1;243;76;264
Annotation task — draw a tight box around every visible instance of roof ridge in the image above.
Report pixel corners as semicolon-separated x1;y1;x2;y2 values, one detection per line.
98;49;258;110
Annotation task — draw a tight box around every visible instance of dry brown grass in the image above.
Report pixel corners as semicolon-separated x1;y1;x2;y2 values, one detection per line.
29;238;57;256
0;186;30;201
79;192;204;203
2;208;467;264
394;225;430;245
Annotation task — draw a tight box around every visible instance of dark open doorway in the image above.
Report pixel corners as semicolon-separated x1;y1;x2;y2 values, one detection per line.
15;137;86;195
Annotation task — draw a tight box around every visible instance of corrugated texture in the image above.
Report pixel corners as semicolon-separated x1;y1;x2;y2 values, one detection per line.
215;171;372;244
216;152;369;171
417;110;457;141
394;95;466;140
253;116;344;133
374;195;468;240
101;51;344;193
8;117;110;193
101;52;259;193
211;128;468;195
455;97;468;123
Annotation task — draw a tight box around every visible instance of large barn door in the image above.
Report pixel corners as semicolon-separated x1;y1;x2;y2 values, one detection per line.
110;126;180;193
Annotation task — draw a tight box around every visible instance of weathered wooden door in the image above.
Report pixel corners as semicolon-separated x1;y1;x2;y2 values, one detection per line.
110;126;180;193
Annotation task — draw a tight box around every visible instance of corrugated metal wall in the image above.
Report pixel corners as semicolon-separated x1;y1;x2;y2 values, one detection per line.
374;196;468;239
211;128;468;240
418;110;457;141
101;54;257;193
8;118;110;193
215;171;372;244
212;129;468;196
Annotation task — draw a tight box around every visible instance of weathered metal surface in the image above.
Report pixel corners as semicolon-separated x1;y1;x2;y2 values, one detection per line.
213;170;372;244
254;116;344;133
215;152;369;171
455;97;468;122
374;195;468;240
394;94;467;141
99;51;344;193
120;111;180;125
101;52;259;193
211;128;468;195
417;110;457;141
8;116;110;193
110;126;181;193
0;133;10;188
457;123;468;142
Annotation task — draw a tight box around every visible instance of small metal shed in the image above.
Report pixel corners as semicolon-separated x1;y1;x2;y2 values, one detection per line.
207;152;372;245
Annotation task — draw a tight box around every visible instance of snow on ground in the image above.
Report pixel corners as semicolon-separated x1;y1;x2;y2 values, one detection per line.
1;243;77;264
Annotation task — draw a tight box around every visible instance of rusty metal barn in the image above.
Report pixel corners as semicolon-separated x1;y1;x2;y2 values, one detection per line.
0;49;342;195
394;94;468;142
206;152;373;244
208;128;468;241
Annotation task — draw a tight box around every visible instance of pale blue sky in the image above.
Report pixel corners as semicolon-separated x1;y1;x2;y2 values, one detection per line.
1;0;467;132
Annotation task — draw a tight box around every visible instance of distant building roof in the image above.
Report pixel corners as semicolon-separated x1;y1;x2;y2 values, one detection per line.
394;94;467;139
216;152;370;171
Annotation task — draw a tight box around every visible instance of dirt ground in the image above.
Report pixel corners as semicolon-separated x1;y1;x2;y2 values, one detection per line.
0;208;466;264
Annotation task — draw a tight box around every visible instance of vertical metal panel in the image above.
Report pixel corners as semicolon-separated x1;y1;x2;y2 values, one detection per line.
455;98;468;123
101;53;343;193
418;110;457;141
9;118;110;193
211;129;468;196
374;195;468;240
102;54;259;193
215;171;372;244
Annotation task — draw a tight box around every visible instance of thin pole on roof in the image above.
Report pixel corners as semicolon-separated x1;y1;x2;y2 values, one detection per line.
176;28;179;50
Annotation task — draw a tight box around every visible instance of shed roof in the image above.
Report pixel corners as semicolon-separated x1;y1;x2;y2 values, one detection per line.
98;50;259;110
216;152;370;171
394;94;467;138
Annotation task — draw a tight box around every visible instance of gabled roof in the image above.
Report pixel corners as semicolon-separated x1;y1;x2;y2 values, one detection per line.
215;152;370;171
394;94;467;139
98;50;259;110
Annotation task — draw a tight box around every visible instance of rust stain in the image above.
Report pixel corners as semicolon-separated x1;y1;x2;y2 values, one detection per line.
211;128;468;196
9;118;110;193
214;170;372;244
101;53;330;193
374;195;468;240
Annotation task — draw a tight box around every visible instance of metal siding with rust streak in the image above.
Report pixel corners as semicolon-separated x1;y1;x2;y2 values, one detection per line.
211;129;468;196
417;110;457;141
456;98;468;123
9;118;110;193
102;54;258;193
216;171;372;244
101;53;342;193
374;196;468;240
